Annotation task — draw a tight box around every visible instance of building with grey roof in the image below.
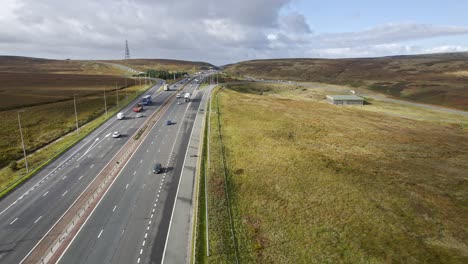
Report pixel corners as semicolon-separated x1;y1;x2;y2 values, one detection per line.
326;95;364;105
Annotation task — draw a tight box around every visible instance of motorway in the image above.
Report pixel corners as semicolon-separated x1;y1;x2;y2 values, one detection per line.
58;79;209;263
0;79;187;263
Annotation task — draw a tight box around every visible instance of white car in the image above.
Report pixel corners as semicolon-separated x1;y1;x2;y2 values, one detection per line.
112;132;121;138
136;113;143;118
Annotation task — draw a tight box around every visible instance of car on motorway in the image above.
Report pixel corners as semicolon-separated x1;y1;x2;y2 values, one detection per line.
136;113;143;118
112;131;121;138
176;93;181;98
177;101;182;105
152;163;163;174
165;120;172;125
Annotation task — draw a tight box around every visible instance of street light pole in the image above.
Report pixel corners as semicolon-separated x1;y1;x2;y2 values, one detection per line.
104;88;108;117
17;111;29;173
116;86;119;108
73;95;80;136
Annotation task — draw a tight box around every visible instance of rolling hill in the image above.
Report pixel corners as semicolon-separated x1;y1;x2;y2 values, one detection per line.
224;52;468;110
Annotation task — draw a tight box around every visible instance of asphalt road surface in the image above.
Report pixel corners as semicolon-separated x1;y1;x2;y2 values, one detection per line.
58;79;207;264
0;79;187;264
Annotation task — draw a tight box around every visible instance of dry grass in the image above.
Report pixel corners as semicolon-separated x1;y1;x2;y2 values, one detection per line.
100;59;214;73
224;52;468;110
0;83;150;192
0;72;138;110
0;84;148;172
0;56;127;75
205;83;468;263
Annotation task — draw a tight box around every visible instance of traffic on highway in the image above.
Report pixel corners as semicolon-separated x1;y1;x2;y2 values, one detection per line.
0;74;211;264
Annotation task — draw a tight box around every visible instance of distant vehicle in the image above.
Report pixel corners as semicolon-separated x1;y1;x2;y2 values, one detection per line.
177;101;182;105
164;84;169;91
184;92;191;102
176;93;181;98
133;103;143;112
112;131;121;138
165;120;172;125
152;163;162;174
136;113;143;118
117;112;125;120
142;95;152;105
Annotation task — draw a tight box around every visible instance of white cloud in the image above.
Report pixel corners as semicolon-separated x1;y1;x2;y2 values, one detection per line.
0;1;467;64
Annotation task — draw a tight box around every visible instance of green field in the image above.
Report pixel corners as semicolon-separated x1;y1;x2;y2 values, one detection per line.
200;83;468;263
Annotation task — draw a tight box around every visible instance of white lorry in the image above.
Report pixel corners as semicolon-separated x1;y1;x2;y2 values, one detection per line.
184;92;191;102
117;112;125;120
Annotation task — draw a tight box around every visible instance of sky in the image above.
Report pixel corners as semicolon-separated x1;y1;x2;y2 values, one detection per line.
0;0;467;65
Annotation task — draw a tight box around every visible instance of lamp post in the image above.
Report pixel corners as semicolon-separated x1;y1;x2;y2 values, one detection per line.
17;110;29;173
116;85;119;108
104;88;108;117
73;95;80;136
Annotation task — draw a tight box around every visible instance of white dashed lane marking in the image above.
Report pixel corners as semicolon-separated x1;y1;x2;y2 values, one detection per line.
34;216;42;224
97;229;103;238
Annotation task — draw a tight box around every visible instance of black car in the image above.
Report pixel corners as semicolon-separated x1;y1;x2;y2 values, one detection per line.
152;163;163;174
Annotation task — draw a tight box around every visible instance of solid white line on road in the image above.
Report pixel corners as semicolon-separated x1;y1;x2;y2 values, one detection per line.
113;205;117;212
10;217;18;225
90;164;94;168
97;229;103;238
34;216;42;224
62;190;68;197
43;191;49;197
126;184;129;189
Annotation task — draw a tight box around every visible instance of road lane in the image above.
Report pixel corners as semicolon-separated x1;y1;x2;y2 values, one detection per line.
58;78;206;264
